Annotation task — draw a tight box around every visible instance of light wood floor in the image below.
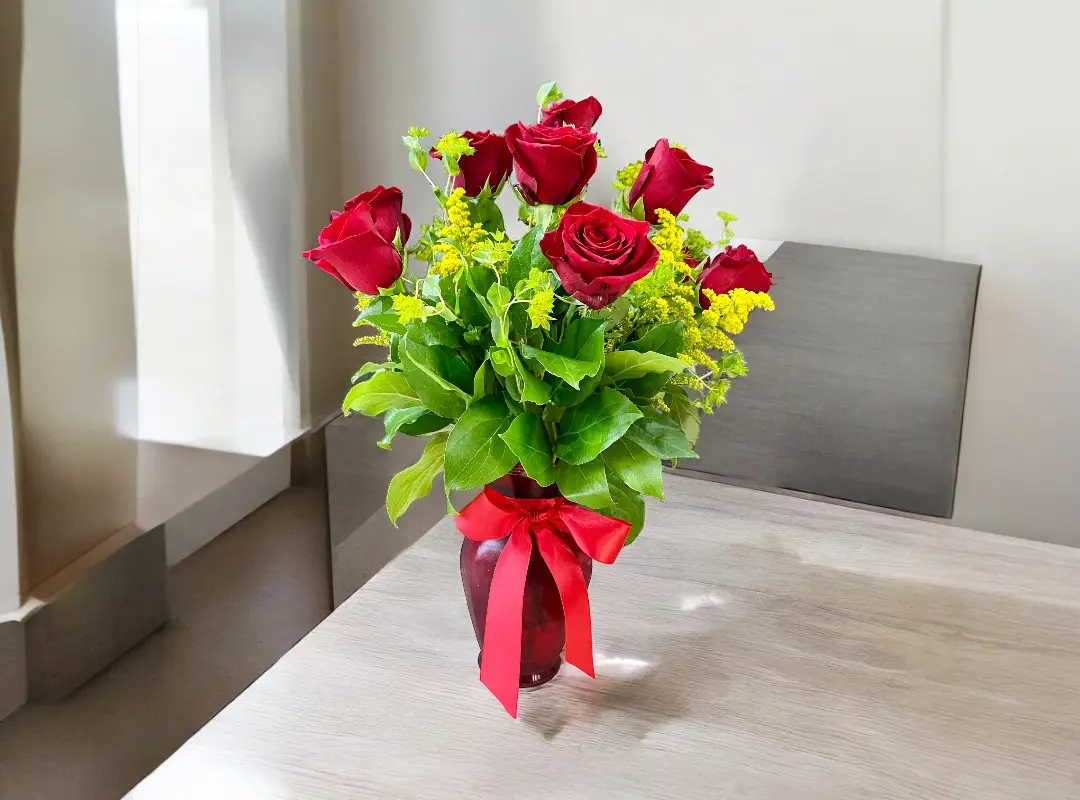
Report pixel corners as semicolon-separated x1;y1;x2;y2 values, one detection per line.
0;487;331;800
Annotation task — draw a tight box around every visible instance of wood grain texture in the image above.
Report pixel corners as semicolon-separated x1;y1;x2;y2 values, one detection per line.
128;476;1080;799
694;243;980;518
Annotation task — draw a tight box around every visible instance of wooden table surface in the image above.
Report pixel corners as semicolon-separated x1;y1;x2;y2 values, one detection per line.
128;476;1080;799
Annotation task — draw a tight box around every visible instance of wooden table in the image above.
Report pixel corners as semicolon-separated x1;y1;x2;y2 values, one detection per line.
127;476;1080;799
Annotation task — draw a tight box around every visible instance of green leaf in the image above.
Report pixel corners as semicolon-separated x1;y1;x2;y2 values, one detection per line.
505;225;550;291
597;474;647;545
602;437;664;500
623;321;685;358
472;360;490;400
342;371;419;416
536;81;563;108
620;372;672;400
464;266;497;313
604;350;689;382
625;410;698;460
381;408;451;450
471;195;505;234
518;367;552;404
379;406;427;450
555;458;611;509
510;346;552;404
499;412;555;486
400;412;451;436
550;370;602;408
386;434;447;524
490;348;516;377
486;282;512;316
444;395;518;490
351;361;395;384
664;390;702;448
448;271;488;327
354;295;406;335
519;317;605;389
406;317;462;349
722;350;748;378
555;388;643;465
400;338;471;419
408;148;428;174
630;196;646;221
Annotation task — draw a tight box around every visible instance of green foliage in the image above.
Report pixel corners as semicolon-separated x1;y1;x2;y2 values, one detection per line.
603;350;688;382
665;389;702;448
555;388;643;465
351;361;396;384
597;475;647;545
536;81;563;108
623;321;685;358
355;295;407;335
400;338;471;419
505;226;551;292
602;437;664;500
342;372;418;416
379;407;449;450
386;434;447;524
402;127;432;176
555;458;610;509
407;316;463;348
499;412;555;486
625;410;698;460
520;317;605;390
444;396;518;490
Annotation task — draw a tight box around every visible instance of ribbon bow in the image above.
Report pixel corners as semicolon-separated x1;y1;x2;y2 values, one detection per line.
455;487;630;717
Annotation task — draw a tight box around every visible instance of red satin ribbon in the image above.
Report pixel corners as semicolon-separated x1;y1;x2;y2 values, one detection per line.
455;487;630;718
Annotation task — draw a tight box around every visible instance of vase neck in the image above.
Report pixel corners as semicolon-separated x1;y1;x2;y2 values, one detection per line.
488;466;562;500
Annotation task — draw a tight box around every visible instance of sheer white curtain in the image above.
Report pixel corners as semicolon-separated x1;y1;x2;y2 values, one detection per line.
116;0;302;456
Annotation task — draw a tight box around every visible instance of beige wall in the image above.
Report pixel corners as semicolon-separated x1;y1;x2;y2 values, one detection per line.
14;0;137;586
335;0;1080;545
0;0;22;612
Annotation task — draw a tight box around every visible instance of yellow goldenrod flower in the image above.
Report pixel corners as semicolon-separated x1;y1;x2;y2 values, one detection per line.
526;288;555;331
353;334;390;347
612;160;643;192
391;294;429;325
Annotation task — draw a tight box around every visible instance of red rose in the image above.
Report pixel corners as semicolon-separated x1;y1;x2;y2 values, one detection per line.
697;245;774;308
505;122;598;206
430;130;512;197
628;139;714;223
303;186;411;294
540;96;603;131
540;202;659;309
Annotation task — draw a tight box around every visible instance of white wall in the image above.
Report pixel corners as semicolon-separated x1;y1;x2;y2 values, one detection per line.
945;0;1080;545
338;0;1080;545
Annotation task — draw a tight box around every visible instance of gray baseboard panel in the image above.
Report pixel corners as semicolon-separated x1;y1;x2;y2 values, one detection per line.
24;524;167;703
0;619;26;722
327;414;473;606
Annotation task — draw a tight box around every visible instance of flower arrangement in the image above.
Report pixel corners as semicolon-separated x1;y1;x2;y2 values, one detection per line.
304;83;774;715
304;82;774;536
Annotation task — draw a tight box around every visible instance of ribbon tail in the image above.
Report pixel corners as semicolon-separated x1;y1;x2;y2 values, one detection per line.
479;526;532;718
536;533;595;679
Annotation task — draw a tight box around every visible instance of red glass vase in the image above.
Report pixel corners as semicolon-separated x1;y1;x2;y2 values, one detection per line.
459;466;593;688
